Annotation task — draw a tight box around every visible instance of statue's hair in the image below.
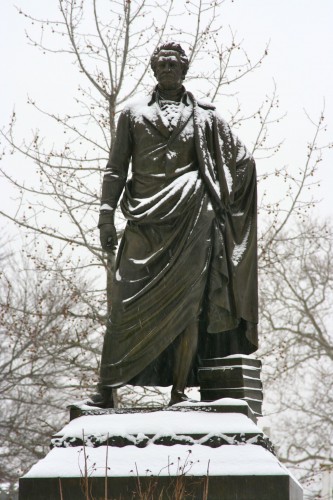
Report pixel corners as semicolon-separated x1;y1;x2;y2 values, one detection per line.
150;42;189;79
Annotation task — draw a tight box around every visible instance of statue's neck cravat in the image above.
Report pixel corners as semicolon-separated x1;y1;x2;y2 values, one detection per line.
157;85;185;131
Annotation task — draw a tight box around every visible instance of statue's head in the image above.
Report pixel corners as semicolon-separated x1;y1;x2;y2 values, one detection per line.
150;42;189;90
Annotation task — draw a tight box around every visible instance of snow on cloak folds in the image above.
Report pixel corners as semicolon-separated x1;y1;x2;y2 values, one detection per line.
100;94;258;388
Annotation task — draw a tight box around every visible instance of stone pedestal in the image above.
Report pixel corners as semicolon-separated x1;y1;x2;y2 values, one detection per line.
19;399;302;500
199;355;263;416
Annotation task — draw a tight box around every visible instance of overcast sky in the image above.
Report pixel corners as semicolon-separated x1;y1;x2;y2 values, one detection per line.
1;0;332;222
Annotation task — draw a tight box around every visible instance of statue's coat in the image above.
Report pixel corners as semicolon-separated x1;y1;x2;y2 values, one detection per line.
99;90;258;387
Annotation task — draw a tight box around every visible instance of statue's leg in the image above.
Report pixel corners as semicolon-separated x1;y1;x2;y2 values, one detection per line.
84;323;115;408
169;321;198;406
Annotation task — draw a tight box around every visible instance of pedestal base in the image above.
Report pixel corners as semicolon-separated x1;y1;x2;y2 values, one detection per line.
19;399;302;500
20;473;302;500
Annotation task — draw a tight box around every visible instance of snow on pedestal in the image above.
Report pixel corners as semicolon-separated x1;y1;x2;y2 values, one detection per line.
24;443;288;478
53;407;259;443
19;399;303;500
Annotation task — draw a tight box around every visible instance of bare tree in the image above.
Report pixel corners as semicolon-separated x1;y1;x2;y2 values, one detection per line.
0;0;271;293
259;219;333;499
0;239;104;489
0;0;331;495
0;0;273;411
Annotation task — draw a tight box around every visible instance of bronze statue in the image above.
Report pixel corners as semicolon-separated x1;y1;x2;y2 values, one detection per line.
87;42;258;408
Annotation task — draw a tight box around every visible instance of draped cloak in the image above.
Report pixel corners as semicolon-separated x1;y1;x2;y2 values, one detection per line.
98;90;258;388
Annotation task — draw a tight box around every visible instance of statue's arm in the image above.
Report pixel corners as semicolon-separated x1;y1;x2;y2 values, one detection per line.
232;133;256;211
213;113;258;323
215;112;256;203
98;109;132;252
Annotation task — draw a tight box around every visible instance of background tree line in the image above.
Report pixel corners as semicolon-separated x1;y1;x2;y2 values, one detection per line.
0;1;332;498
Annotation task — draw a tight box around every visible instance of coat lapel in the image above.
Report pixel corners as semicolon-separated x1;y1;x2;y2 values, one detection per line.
141;102;170;139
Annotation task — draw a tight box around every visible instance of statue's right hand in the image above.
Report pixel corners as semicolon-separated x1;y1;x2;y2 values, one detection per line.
100;224;118;253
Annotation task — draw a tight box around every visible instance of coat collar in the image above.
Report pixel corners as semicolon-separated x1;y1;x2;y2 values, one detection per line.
141;86;193;140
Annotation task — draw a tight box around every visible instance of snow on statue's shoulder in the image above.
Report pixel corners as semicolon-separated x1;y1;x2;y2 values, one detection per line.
122;93;153;123
196;98;215;111
123;93;150;112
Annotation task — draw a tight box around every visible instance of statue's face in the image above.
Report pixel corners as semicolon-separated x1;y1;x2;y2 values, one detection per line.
155;50;183;90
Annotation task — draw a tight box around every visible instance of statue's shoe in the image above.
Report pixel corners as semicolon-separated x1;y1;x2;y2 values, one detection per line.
84;390;114;409
168;390;197;407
